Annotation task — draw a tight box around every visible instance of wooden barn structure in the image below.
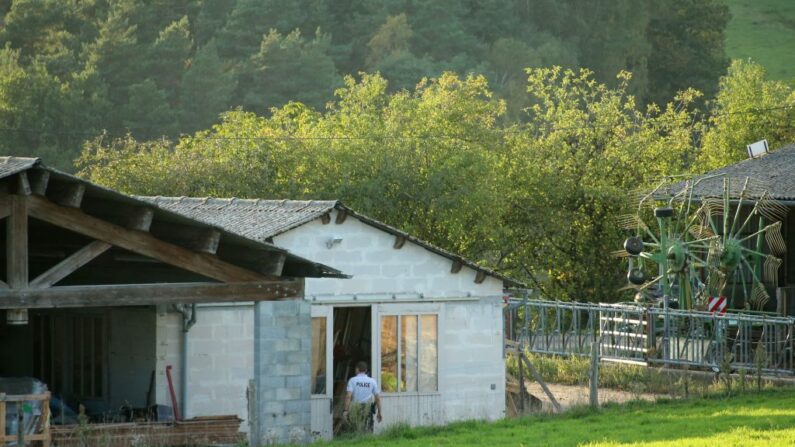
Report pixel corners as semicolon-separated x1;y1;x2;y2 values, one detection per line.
0;157;344;445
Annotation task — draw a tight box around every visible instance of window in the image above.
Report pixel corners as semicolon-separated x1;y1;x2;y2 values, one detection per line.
380;314;438;393
311;317;327;395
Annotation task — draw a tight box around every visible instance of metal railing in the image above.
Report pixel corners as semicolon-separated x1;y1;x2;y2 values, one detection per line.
505;298;795;374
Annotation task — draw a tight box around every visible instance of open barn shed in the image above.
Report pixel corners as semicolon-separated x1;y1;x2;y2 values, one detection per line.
0;157;344;446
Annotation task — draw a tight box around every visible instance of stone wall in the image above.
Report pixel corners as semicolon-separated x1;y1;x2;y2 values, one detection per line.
253;300;312;445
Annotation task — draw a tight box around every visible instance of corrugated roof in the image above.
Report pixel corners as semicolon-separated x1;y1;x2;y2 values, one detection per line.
0;157;344;278
678;144;795;200
140;197;524;287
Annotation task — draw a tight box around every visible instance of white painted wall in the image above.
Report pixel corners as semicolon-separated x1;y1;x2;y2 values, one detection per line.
273;209;505;298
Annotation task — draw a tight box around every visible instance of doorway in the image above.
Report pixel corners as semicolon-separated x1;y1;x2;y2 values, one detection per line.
332;306;371;435
309;305;373;439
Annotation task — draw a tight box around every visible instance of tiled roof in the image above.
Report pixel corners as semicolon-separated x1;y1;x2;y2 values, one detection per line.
140;197;524;288
0;156;38;179
0;157;344;278
679;144;795;200
140;197;336;241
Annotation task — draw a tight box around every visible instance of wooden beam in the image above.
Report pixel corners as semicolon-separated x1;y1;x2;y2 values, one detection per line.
451;259;464;274
15;173;31;196
47;182;85;208
123;206;154;231
475;270;487;284
27;196;268;283
335;208;347;224
151;223;222;254
29;241;112;289
320;213;331;225
262;252;286;276
393;235;407;249
6;196;27;288
0;194;11;220
28;170;49;196
0;280;304;309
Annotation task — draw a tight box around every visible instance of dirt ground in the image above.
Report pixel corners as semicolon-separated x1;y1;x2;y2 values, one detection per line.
526;382;658;412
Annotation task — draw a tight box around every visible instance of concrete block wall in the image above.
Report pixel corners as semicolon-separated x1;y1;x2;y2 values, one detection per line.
155;309;182;410
154;305;255;426
273;210;505;298
254;300;312;446
186;305;255;421
441;298;505;421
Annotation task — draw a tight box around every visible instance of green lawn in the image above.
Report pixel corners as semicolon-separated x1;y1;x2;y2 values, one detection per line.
724;0;795;81
322;389;795;446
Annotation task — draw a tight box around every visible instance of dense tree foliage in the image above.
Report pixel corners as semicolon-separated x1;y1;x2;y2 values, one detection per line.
80;59;795;302
0;0;731;168
7;1;795;301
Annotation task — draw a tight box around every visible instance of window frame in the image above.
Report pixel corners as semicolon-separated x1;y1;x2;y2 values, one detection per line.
378;310;440;396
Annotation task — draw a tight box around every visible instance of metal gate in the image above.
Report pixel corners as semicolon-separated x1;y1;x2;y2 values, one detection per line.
505;298;795;373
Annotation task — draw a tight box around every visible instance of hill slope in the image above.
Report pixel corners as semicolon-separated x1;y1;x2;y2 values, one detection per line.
725;0;795;81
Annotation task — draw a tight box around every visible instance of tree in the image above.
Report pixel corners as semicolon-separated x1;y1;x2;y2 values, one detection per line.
82;0;144;123
148;16;193;102
0;46;96;168
503;67;701;301
699;60;795;171
646;0;730;107
243;29;341;113
365;14;413;68
120;79;178;138
179;41;236;132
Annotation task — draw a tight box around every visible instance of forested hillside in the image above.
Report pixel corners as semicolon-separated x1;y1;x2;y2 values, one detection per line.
0;0;729;168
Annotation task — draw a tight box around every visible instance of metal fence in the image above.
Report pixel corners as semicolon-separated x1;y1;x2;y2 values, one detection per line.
505;298;795;374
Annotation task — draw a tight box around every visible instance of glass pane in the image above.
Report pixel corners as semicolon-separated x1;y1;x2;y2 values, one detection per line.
419;315;438;392
401;315;418;392
380;316;398;392
311;317;327;395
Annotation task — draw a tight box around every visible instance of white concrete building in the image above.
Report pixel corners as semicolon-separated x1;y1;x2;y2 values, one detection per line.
145;198;520;440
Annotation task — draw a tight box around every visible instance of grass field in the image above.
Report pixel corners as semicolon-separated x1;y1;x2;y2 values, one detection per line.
724;0;795;81
322;389;795;446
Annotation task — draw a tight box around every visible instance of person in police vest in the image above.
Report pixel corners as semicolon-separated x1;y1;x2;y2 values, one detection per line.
342;361;383;433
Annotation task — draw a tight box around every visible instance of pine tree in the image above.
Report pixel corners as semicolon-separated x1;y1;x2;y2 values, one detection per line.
179;40;236;132
243;29;341;112
121;79;178;138
149;16;193;103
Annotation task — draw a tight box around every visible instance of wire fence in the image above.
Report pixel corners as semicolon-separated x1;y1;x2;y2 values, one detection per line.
505;298;795;374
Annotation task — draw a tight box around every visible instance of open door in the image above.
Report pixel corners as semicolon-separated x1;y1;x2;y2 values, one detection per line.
310;305;333;440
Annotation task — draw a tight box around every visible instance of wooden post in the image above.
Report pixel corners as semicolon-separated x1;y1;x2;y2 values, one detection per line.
590;341;599;408
521;355;561;412
17;402;24;446
517;352;525;414
7;195;28;289
0;394;5;440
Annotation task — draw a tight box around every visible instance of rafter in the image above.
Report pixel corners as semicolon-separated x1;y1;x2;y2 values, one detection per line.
27;195;270;283
47;181;85;208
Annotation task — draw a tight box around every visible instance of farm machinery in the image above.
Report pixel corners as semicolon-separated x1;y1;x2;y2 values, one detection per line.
617;174;787;313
